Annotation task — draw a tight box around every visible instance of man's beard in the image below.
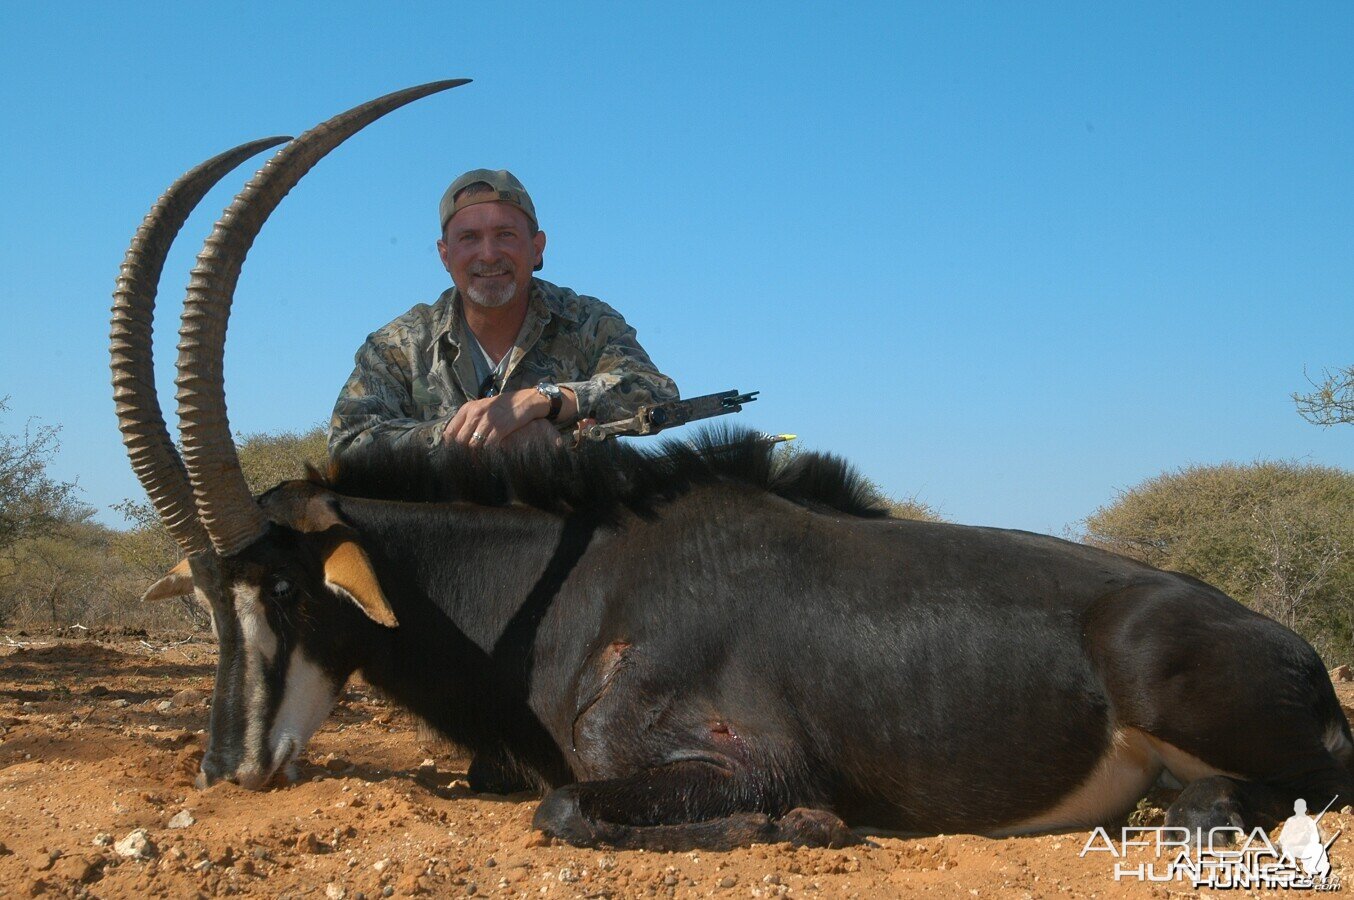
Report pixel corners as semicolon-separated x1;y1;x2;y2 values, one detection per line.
463;263;518;308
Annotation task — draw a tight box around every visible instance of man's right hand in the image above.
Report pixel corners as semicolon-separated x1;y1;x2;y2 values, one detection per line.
442;389;549;448
442;386;580;449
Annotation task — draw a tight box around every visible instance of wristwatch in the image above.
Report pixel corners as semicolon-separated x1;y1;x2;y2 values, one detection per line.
535;382;563;421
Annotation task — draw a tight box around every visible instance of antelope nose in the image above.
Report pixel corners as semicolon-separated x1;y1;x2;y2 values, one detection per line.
197;752;232;788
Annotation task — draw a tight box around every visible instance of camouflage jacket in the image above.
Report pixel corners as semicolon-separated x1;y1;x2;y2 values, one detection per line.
328;278;678;461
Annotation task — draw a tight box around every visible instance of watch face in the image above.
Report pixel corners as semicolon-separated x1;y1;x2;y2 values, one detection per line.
537;382;563;420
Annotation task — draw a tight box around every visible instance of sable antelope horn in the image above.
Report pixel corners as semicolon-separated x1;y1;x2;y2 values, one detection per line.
111;136;292;554
175;80;470;556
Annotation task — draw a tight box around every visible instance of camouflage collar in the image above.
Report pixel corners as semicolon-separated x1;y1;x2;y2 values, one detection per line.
533;279;582;325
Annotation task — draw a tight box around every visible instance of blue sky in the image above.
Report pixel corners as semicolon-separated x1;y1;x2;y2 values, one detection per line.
1;2;1350;536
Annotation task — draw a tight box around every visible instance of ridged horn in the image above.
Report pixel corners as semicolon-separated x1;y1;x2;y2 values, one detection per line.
176;79;471;555
111;136;292;554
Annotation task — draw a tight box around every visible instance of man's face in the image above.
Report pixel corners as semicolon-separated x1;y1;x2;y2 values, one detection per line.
437;201;546;310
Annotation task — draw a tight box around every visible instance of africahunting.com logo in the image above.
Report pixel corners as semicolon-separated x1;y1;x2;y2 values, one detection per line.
1081;798;1342;890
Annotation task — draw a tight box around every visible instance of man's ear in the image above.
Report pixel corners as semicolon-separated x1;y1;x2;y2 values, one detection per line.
436;236;452;275
532;229;546;269
142;559;194;602
320;537;399;629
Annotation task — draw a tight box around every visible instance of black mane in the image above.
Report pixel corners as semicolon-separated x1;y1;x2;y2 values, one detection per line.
322;425;887;520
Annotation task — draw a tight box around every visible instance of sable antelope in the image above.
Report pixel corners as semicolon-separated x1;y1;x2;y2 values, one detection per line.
112;81;1354;850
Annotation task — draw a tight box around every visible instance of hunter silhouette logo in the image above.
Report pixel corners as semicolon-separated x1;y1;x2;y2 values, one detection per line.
1081;797;1343;890
1280;798;1337;882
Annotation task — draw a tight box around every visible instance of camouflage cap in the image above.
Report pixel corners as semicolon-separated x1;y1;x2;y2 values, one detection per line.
439;169;538;232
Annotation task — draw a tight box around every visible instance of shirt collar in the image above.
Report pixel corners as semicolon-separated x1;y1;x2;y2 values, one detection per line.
530;278;580;324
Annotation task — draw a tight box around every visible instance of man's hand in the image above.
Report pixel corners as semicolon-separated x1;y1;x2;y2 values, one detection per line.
442;387;577;447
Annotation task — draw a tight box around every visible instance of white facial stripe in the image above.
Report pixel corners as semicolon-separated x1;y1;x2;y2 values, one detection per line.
234;584;278;663
232;583;278;783
267;647;338;777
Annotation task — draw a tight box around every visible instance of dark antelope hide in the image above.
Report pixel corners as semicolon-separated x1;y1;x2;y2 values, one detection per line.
113;82;1354;851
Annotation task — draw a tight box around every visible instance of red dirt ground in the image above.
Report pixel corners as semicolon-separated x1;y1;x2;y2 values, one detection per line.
2;633;1350;899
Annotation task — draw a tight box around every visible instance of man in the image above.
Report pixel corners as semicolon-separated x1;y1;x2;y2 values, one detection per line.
329;169;677;462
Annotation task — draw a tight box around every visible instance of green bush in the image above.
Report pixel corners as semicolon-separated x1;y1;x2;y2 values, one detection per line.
1083;462;1354;663
236;426;330;493
0;397;90;557
1295;364;1354;427
1;521;171;629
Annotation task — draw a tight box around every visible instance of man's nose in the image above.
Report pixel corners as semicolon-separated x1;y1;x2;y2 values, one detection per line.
475;243;505;263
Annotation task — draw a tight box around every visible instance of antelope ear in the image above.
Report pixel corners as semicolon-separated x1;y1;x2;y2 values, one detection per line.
321;538;399;628
142;559;194;602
